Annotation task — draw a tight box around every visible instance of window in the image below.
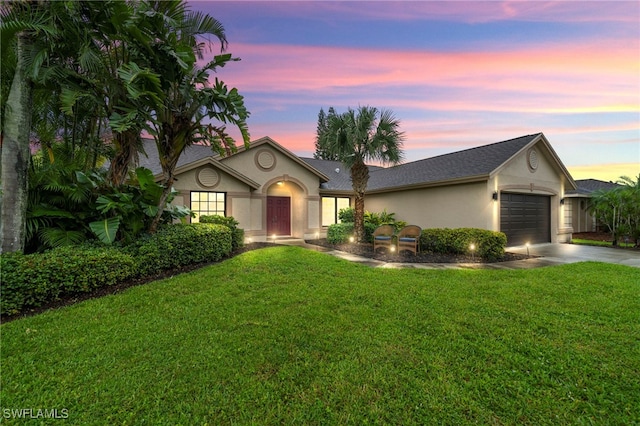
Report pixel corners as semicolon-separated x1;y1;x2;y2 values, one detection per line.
322;197;350;226
564;198;572;228
191;191;225;223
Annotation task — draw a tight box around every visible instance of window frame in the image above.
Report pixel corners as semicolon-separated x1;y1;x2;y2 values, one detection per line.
190;191;226;223
321;196;351;227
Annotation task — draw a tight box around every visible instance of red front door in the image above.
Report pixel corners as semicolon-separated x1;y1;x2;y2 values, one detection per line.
267;196;291;236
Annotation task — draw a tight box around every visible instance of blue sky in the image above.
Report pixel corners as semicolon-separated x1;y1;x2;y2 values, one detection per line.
190;1;639;182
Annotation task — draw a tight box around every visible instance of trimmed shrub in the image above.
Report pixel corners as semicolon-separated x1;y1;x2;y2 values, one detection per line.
420;228;507;261
327;223;355;244
338;207;355;223
199;215;244;250
1;245;136;316
327;222;377;244
126;223;232;277
1;224;235;317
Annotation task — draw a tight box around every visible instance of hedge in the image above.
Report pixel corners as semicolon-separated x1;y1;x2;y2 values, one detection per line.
198;215;244;250
125;223;232;277
420;228;507;261
1;223;234;317
1;245;136;316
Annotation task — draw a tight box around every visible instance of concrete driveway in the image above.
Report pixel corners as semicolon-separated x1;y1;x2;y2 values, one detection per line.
507;243;640;269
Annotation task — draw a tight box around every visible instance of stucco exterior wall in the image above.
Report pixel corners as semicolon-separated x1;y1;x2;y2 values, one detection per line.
364;141;572;243
365;182;490;229
219;143;324;241
568;197;596;233
171;165;254;227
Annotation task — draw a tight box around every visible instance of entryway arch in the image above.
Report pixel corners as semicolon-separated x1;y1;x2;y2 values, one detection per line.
264;176;308;238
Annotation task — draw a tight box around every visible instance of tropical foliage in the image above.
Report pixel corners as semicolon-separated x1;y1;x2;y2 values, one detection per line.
26;144;190;252
328;207;407;244
315;106;405;242
588;175;640;246
1;0;249;252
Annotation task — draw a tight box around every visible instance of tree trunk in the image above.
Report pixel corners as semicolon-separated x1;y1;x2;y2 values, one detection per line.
1;32;33;254
148;133;180;234
108;130;139;186
148;176;174;234
350;161;369;242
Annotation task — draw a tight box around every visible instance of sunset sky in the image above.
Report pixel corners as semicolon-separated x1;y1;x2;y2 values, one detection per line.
191;1;639;183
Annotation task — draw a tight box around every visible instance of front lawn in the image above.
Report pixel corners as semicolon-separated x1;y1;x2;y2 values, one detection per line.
2;246;639;424
572;238;635;248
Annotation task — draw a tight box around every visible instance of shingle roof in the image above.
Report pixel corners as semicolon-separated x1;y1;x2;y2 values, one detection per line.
137;139;216;176
301;158;384;191
301;134;541;192
566;179;622;195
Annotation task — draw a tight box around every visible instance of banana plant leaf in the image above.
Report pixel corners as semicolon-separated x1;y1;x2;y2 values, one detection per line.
89;217;120;244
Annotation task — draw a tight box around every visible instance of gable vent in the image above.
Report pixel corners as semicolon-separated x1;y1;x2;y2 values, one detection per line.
197;167;220;188
256;149;276;171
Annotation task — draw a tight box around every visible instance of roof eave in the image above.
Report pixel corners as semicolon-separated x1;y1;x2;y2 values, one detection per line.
163;156;261;190
489;133;577;191
365;174;490;195
221;136;331;183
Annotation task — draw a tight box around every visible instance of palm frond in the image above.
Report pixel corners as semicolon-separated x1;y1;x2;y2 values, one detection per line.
39;227;87;249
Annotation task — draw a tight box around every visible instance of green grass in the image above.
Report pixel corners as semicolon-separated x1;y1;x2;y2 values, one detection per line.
2;246;639;425
572;238;635;248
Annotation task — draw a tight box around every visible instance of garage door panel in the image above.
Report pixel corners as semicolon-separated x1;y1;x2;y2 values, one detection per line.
500;193;550;246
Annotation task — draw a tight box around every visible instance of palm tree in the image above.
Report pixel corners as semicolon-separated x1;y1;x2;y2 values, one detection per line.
317;106;405;242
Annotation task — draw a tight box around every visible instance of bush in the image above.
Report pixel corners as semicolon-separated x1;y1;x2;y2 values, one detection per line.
333;208;405;242
0;245;136;316
327;223;355;244
420;228;507;261
364;210;407;231
199;215;244;250
1;224;235;317
126;223;232;277
338;207;355;223
327;222;378;244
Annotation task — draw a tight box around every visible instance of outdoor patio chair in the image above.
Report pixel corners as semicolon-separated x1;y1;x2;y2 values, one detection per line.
397;225;422;255
373;224;395;253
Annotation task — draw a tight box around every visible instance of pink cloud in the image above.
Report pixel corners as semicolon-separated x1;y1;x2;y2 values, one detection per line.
211;38;638;115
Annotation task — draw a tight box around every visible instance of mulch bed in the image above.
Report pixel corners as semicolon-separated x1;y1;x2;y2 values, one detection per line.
305;239;532;264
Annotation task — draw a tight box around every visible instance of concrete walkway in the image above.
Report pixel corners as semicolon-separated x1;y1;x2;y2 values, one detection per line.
274;239;640;270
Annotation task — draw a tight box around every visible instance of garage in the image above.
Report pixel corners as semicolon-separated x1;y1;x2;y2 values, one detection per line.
500;193;551;246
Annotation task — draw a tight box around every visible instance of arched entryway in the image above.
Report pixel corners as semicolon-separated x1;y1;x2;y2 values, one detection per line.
265;177;307;238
